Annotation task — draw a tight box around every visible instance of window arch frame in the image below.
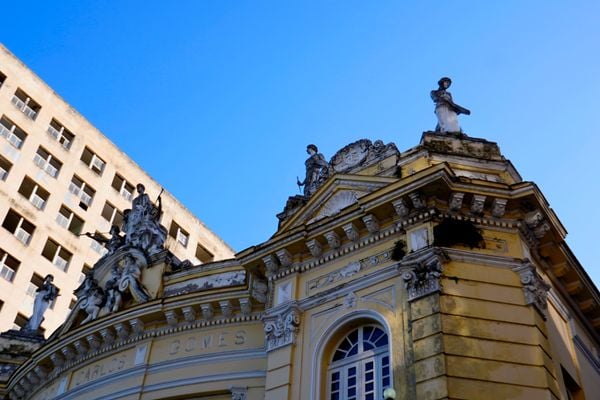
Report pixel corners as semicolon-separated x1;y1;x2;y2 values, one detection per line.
311;310;393;400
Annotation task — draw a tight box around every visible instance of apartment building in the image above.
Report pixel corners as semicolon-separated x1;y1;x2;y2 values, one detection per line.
0;45;234;334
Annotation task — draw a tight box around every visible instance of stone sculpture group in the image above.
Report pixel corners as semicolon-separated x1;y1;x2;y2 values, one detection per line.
75;184;166;325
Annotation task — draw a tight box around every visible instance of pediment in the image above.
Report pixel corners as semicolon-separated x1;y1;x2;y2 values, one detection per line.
276;175;397;234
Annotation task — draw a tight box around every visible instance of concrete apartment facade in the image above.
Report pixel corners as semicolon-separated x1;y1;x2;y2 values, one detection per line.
0;45;234;335
3;134;600;400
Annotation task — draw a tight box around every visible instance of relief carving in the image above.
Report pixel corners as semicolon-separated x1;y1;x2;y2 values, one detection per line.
263;304;302;351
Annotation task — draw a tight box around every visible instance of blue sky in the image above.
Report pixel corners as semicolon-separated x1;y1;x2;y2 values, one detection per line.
2;2;600;285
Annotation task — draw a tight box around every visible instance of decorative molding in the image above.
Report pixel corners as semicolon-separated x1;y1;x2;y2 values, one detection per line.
114;322;130;340
470;194;486;215
262;254;279;277
307;249;392;293
276;249;293;267
401;250;446;301
219;300;234;318
230;386;248;400
306;238;323;257
514;262;551;316
251;279;268;304
573;335;600;374
343;292;358;309
263;303;302;351
129;318;145;335
99;327;115;346
324;231;341;249
448;192;464;211
362;214;380;234
164;310;179;327
392;198;409;216
181;306;196;323
309;190;361;223
342;222;360;242
491;198;507;218
239;298;252;316
409;192;426;209
201;303;214;320
362;286;397;312
163;270;246;297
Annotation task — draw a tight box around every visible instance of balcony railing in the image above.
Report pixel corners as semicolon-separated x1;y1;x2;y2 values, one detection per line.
68;182;92;205
0;124;23;149
47;125;72;150
56;213;70;229
11;96;38;120
33;154;58;177
26;283;37;297
91;156;105;172
90;240;107;255
53;256;68;271
120;187;133;201
29;193;46;210
0;264;15;282
80;191;92;206
68;182;81;196
177;231;189;246
15;227;31;245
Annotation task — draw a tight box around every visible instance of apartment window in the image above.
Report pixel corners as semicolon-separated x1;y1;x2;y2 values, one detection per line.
561;367;584;400
0;71;6;88
101;202;124;227
11;88;41;120
18;176;50;210
0;155;12;181
111;174;134;201
80;147;105;175
2;209;35;245
169;221;189;247
56;205;85;235
0;115;27;149
41;238;72;272
78;264;92;284
26;273;45;297
33;146;62;178
195;243;214;263
89;232;108;256
13;313;29;330
0;248;20;282
47;119;75;150
68;175;95;210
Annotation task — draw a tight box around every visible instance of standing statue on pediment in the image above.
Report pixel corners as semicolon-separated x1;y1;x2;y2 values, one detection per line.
431;77;471;133
85;225;124;256
79;278;105;324
105;265;123;313
123;184;167;255
23;274;59;334
297;144;330;197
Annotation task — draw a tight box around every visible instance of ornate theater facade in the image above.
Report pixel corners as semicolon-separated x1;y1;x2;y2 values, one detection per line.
2;133;600;399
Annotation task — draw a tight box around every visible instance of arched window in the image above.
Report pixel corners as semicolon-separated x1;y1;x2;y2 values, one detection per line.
328;325;391;400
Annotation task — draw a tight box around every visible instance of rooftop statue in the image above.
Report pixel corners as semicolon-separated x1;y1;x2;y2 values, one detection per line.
297;144;330;197
431;77;470;133
123;184;167;255
23;274;59;334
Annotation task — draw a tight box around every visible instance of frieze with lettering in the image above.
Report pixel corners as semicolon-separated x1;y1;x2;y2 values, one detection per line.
70;349;134;389
151;324;265;363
